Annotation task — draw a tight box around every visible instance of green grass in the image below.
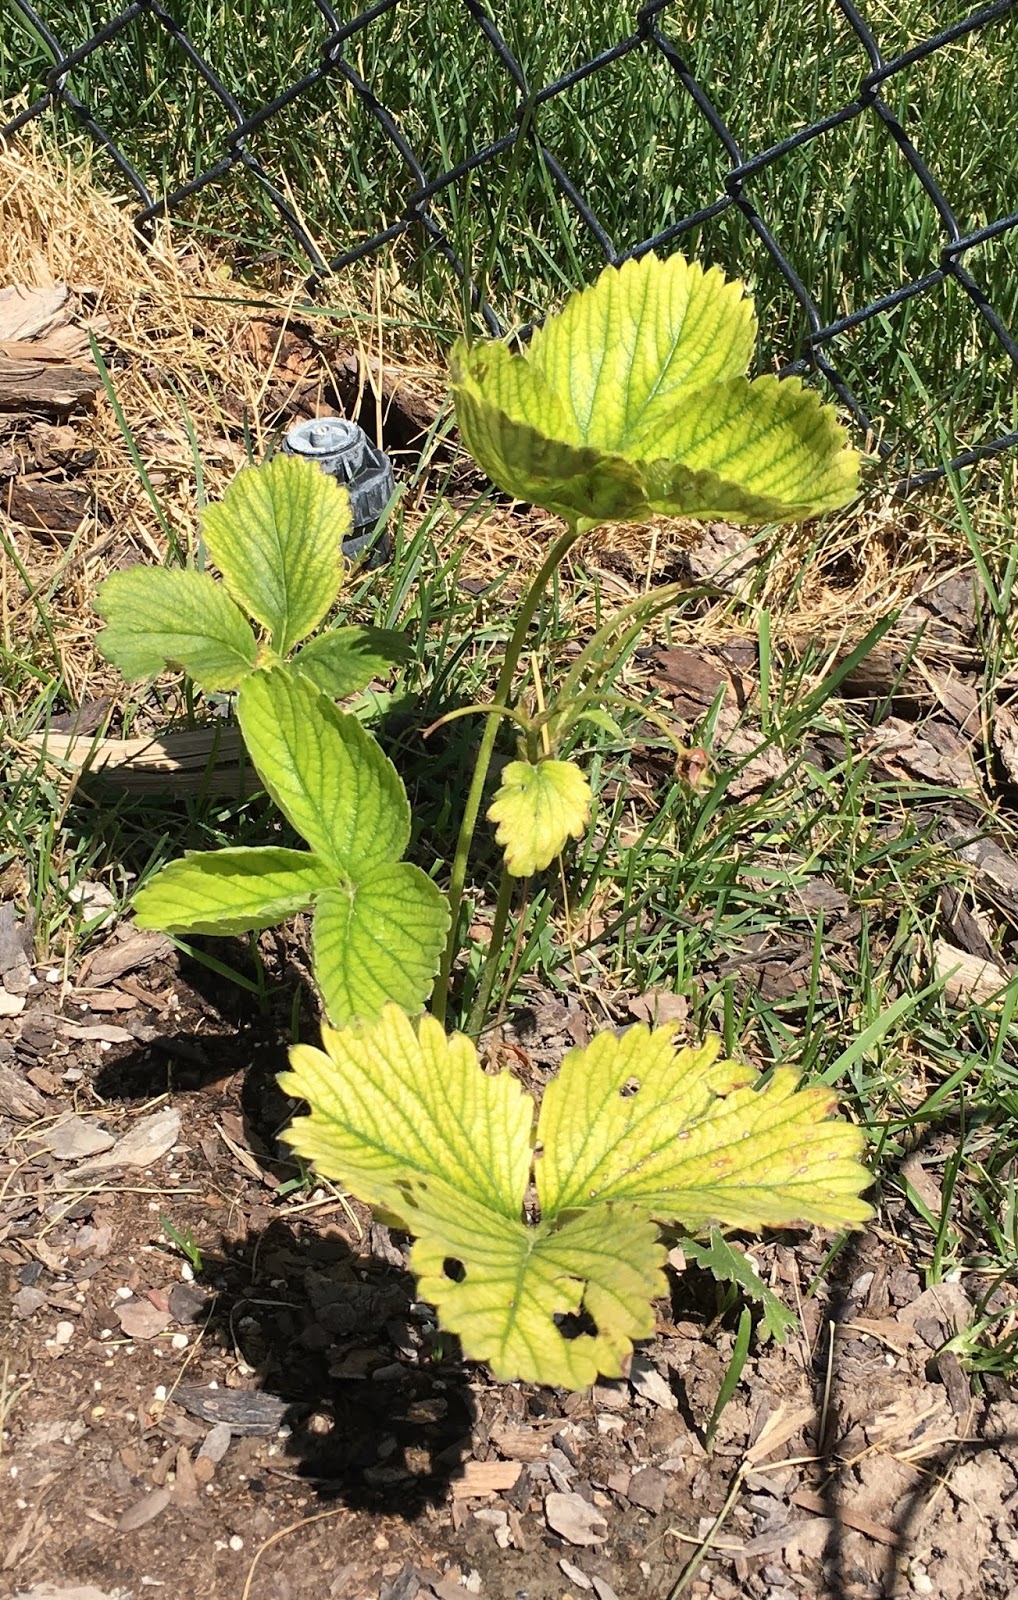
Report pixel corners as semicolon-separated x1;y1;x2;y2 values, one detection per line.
4;0;1018;467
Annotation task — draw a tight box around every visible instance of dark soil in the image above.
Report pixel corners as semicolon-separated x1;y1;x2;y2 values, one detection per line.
2;941;1016;1600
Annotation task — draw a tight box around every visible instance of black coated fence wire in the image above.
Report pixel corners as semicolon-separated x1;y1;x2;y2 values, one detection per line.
5;0;1018;490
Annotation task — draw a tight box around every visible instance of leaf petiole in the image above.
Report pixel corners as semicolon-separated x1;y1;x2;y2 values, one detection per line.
421;702;534;741
432;521;584;1025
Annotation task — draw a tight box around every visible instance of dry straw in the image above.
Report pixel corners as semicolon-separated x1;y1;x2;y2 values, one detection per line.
0;131;993;731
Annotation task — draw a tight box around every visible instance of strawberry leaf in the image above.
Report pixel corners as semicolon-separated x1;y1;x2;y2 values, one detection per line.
537;1026;873;1231
294;625;413;699
312;866;450;1023
201;453;350;655
133;846;332;936
487;758;592;876
280;1008;872;1387
237;666;409;879
96;568;257;691
451;252;859;528
407;1184;665;1388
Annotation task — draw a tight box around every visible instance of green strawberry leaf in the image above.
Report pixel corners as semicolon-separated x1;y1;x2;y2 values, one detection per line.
487;758;592;876
450;251;859;528
200;454;350;655
95;568;257;691
682;1229;798;1344
294;625;413;699
133;846;332;936
280;1007;872;1387
312;865;450;1023
537;1026;873;1231
237;666;410;878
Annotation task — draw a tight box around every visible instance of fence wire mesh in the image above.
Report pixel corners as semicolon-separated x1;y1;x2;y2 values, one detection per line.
4;0;1018;488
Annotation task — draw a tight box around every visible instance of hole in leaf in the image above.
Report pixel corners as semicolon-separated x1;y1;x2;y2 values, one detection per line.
442;1257;466;1283
554;1305;599;1340
620;1077;641;1098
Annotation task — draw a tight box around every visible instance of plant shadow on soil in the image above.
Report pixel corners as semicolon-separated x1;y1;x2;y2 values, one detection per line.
91;953;480;1519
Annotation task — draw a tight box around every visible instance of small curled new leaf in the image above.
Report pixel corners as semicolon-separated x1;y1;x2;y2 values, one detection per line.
279;1006;872;1388
487;758;592;876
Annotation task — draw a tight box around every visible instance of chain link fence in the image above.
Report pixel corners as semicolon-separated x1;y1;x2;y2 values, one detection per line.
4;0;1018;488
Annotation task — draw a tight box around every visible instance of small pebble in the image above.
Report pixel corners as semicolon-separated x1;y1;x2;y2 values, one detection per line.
54;1321;74;1346
229;1535;244;1552
198;1422;232;1465
171;1332;189;1351
560;1559;592;1590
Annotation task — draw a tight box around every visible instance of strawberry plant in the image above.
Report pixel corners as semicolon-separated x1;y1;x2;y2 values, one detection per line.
95;251;872;1388
436;249;860;1027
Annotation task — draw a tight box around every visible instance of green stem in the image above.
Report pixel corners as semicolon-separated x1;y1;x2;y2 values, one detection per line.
432;521;582;1025
422;701;534;740
465;867;515;1036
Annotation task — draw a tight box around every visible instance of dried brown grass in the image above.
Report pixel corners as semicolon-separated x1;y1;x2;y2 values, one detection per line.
0;134;433;715
0;133;998;730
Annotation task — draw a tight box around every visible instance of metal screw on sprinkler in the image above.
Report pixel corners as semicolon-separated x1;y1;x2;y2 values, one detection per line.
281;416;394;566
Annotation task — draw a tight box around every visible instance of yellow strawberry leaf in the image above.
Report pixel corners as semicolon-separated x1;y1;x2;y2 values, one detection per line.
536;1025;873;1231
407;1183;665;1387
279;1006;872;1388
279;1007;533;1222
487;758;592;876
527;252;756;453
450;251;859;529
